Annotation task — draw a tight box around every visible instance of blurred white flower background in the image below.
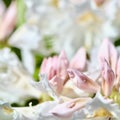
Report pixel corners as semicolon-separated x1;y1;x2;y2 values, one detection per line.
0;0;120;120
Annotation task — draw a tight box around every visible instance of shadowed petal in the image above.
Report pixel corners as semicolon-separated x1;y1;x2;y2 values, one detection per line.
49;97;91;118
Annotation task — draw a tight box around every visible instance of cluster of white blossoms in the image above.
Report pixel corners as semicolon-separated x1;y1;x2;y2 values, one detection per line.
0;0;120;120
0;39;120;120
7;0;120;74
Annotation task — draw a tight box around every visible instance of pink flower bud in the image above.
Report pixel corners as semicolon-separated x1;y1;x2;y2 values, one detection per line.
49;75;63;94
101;58;115;97
98;38;118;73
0;1;17;40
40;56;58;80
57;51;69;82
40;51;69;93
67;69;100;93
70;47;87;72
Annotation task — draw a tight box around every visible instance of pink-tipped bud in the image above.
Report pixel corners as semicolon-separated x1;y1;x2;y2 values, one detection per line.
40;51;69;83
67;69;100;93
101;58;115;97
49;75;63;94
70;47;87;72
98;38;118;73
40;56;58;80
0;1;17;40
57;51;69;82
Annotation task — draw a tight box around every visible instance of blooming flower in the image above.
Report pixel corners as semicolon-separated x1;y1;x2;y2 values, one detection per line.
33;38;120;119
8;0;120;75
0;38;120;119
0;48;40;103
0;1;120;119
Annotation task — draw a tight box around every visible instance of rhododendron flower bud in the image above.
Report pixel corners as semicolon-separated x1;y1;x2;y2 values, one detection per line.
57;51;69;82
101;58;115;97
70;47;87;72
40;56;58;80
98;38;118;73
49;75;63;94
0;1;17;40
40;51;69;82
49;97;91;118
67;69;100;93
40;51;69;94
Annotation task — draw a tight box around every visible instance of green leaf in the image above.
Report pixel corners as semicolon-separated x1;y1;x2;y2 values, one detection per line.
33;54;44;81
16;0;26;27
11;47;22;60
43;35;54;49
114;38;120;46
2;0;12;7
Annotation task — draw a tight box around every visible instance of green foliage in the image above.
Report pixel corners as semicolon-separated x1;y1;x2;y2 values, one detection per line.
25;98;39;106
114;38;120;46
11;47;22;60
43;35;54;50
11;103;21;107
16;0;26;27
33;54;44;81
33;67;40;81
11;98;39;107
2;0;12;7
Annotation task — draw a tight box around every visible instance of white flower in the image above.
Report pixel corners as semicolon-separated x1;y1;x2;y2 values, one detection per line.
73;92;120;119
0;48;40;103
8;0;120;74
